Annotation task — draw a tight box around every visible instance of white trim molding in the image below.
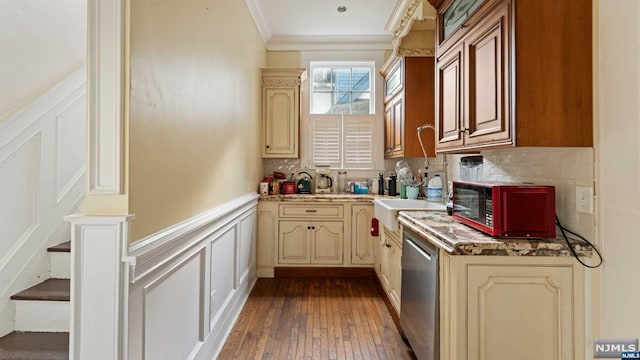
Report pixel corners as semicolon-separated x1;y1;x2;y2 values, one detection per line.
0;67;86;338
69;193;259;360
66;214;134;360
244;0;271;48
126;193;259;360
267;35;393;51
88;0;125;194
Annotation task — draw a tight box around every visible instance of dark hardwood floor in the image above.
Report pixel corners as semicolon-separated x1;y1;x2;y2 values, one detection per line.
219;277;415;360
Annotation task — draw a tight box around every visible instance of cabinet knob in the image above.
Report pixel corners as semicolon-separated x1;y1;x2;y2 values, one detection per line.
265;145;270;149
307;226;311;230
385;243;391;248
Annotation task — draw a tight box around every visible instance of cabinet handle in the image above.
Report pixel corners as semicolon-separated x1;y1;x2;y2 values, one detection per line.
385;243;392;248
305;209;317;213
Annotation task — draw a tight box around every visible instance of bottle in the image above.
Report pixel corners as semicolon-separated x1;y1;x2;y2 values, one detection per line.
388;174;397;196
378;172;384;195
427;174;443;202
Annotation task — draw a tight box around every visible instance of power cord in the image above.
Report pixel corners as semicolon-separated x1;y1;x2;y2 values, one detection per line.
555;214;603;268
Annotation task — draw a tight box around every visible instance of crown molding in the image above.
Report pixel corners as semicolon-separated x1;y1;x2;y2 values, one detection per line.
244;0;271;47
398;47;435;57
386;0;437;56
266;35;393;51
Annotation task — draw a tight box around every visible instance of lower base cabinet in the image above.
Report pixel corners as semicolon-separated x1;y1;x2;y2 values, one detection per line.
440;254;585;360
279;220;343;264
379;227;402;316
256;201;375;276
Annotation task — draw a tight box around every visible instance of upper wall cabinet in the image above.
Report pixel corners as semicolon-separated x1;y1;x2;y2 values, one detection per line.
434;0;593;153
261;69;306;158
380;56;436;159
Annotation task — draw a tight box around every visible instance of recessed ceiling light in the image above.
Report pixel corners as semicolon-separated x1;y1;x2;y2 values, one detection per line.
337;6;347;13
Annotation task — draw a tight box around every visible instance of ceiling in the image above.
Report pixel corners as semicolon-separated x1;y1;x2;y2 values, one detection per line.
245;0;398;51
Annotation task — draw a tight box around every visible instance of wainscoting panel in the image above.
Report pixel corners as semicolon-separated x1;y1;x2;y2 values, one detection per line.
0;66;86;337
143;249;205;360
210;227;237;328
126;193;259;360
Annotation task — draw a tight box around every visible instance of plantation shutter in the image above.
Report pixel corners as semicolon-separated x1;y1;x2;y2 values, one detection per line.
343;115;374;169
311;115;341;168
311;114;374;169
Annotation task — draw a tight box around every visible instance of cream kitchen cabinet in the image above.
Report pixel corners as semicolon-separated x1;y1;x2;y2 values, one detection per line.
379;226;402;316
257;201;278;278
261;68;306;158
279;220;344;265
257;201;381;276
351;205;375;265
439;253;585;360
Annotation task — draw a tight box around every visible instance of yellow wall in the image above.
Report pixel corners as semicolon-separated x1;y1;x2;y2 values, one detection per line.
128;0;266;240
266;51;302;68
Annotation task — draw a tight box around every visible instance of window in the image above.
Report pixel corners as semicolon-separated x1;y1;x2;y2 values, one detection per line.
310;62;375;169
311;63;374;115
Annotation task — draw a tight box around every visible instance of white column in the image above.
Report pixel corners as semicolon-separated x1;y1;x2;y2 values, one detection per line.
67;215;133;360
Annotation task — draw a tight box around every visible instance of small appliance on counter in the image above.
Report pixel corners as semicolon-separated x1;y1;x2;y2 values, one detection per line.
452;181;556;238
315;164;333;193
296;171;313;194
460;155;484;182
281;173;297;194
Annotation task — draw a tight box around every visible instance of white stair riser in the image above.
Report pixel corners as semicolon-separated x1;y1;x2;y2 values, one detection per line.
14;300;70;332
50;252;70;279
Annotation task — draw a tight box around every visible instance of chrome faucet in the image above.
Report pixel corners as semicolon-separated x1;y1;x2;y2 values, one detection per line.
417;124;449;203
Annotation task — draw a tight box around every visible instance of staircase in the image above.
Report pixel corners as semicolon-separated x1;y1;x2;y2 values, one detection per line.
0;242;71;359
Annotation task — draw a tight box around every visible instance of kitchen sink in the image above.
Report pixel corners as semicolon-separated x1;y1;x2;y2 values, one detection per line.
373;198;446;231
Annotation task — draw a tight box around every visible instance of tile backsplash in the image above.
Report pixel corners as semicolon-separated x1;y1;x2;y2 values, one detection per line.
262;147;595;242
447;147;595;241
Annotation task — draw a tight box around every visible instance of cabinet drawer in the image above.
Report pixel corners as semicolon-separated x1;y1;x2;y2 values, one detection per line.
279;204;344;218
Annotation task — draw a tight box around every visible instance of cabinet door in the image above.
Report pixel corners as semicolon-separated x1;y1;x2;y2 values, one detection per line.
437;44;465;150
351;205;374;265
391;96;404;156
465;264;575;360
464;2;511;147
257;202;278;278
384;102;394;157
380;234;393;292
263;87;299;158
278;221;310;264
311;221;343;264
388;239;402;315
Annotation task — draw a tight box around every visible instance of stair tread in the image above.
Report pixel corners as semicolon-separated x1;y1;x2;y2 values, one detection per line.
0;332;68;360
10;279;70;302
47;241;70;253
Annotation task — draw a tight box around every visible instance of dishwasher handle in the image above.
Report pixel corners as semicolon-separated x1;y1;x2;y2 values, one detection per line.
405;238;433;261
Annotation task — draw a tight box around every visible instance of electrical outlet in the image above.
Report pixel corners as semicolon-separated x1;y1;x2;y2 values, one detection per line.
576;186;593;214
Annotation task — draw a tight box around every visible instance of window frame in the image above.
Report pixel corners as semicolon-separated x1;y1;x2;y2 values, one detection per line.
309;61;375;115
299;52;386;172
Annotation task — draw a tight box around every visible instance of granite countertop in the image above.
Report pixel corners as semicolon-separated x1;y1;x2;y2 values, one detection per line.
398;211;592;257
259;193;394;202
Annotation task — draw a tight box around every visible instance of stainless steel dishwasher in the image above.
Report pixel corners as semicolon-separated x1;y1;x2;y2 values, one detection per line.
400;227;439;360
